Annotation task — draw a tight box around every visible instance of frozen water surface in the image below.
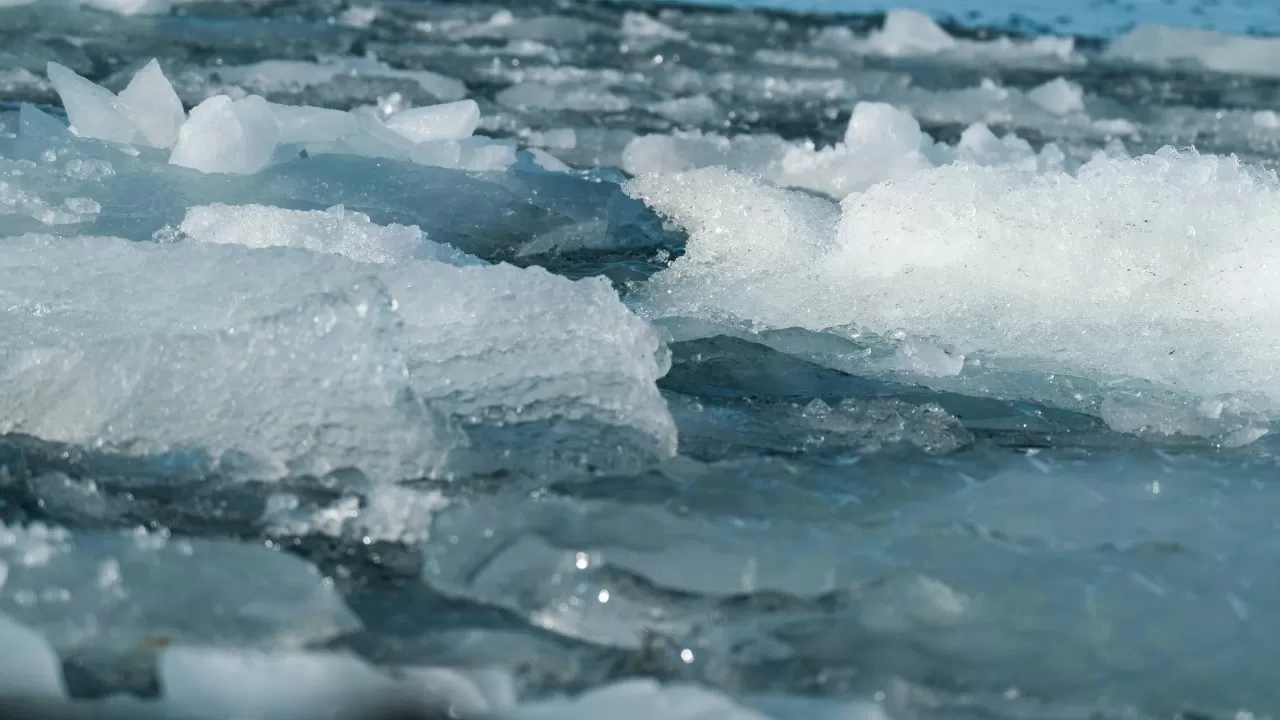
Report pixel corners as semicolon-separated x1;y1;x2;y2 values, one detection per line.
3;0;1280;718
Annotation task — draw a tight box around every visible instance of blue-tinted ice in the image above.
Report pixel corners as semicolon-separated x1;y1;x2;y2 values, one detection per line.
2;0;1280;718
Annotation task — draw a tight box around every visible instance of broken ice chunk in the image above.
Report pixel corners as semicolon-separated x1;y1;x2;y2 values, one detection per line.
218;57;466;102
264;485;448;545
159;648;507;720
117;59;186;149
893;338;965;377
844;101;924;155
866;9;957;56
47;60;185;149
178;203;476;266
46;62;145;146
270;103;365;145
507;679;769;720
0;233;674;480
0;611;67;699
170;95;279;174
0;236;458;482
0;521;361;654
383;99;481;144
1028;77;1085;116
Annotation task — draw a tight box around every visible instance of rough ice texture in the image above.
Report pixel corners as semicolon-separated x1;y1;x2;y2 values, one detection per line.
263;486;448;545
178;203;474;266
0;611;67;699
0;521;360;654
158;648;512;720
623;101;1065;199
0;232;674;480
626;149;1280;441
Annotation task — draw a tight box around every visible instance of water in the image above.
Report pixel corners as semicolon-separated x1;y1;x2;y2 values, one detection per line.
2;0;1280;718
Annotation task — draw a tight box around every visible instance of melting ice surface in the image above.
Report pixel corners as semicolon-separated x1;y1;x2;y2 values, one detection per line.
4;0;1280;718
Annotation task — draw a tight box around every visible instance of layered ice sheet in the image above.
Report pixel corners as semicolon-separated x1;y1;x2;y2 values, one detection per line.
422;449;1280;714
627;150;1280;442
0;231;675;481
0;521;359;654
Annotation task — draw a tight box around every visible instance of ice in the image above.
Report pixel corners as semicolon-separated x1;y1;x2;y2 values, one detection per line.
1026;77;1085;116
47;60;185;149
620;11;689;42
218;57;466;102
0;179;101;226
498;82;631;113
423;451;1280;712
337;5;378;28
167;92;505;175
264;485;448;544
178;203;473;266
0;231;674;480
648;95;721;126
506;679;769;720
46;62;145;146
864;9;956;56
817;10;1077;63
0;611;66;699
1106;25;1280;77
383;100;481;144
148;62;503;175
117;60;186;149
623;102;1060;199
0;521;359;654
170;95;279;174
158;647;511;720
627;149;1280;440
